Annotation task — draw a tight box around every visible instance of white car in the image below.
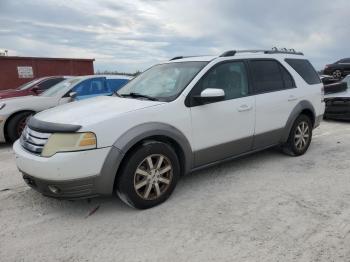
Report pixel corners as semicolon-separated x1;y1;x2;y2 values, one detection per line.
13;49;325;209
0;75;131;142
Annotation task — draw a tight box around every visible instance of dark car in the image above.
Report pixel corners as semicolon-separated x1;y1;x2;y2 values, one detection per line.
0;76;69;100
323;58;350;79
324;75;350;120
320;75;339;85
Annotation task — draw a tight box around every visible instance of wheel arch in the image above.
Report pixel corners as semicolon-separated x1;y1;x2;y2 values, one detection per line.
3;110;35;141
96;123;193;195
281;100;316;143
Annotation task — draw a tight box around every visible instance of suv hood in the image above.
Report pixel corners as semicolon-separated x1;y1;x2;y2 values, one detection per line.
35;96;165;127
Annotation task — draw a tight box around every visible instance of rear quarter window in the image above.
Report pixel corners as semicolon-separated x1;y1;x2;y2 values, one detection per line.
285;59;321;85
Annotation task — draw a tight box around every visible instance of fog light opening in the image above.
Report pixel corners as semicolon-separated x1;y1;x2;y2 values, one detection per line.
48;185;60;194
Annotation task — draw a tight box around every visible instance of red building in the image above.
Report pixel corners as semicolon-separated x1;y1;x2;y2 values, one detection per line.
0;56;94;90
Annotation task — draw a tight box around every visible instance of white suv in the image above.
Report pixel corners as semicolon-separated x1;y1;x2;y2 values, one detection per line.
13;49;325;209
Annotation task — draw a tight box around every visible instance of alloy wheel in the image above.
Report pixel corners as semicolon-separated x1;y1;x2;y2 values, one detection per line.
294;121;310;151
133;154;173;201
333;70;342;79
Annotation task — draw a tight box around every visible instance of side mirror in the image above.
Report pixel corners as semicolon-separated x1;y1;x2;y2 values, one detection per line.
194;88;225;104
69;92;77;99
31;86;40;93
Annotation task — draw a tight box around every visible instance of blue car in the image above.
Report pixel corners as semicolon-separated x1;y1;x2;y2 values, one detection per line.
72;75;132;100
0;75;132;142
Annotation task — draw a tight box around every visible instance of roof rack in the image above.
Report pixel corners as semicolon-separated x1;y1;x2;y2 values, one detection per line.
170;56;204;61
220;47;304;57
170;56;186;61
169;55;214;61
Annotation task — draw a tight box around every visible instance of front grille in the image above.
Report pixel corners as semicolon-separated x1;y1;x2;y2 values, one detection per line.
20;127;51;155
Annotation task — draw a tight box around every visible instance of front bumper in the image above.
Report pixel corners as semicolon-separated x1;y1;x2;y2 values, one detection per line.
325;99;350;121
22;173;100;199
13;140;115;199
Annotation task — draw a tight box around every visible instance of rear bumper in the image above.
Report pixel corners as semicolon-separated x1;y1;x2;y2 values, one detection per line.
325;99;350;120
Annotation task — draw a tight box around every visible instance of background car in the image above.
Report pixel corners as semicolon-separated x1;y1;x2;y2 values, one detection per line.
0;75;131;142
324;75;350;120
320;75;339;85
323;58;350;79
0;76;69;99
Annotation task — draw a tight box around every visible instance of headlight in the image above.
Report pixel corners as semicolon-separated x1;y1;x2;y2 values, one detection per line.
0;103;5;110
41;132;97;157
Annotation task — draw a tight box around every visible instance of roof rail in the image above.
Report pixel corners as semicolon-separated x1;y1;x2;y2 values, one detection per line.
169;55;209;61
219;48;304;57
219;50;237;57
170;56;185;61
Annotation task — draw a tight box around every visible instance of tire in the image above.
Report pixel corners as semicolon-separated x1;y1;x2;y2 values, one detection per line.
6;112;32;143
333;69;342;79
116;141;180;209
282;114;313;156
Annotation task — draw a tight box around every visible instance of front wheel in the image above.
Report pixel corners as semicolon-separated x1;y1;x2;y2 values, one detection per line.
283;114;313;156
116;141;180;209
6;112;32;143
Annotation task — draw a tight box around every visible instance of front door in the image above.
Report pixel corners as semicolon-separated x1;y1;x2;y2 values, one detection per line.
188;61;256;167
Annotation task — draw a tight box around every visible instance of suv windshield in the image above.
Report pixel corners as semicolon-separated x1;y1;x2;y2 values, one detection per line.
17;78;43;90
117;62;208;101
40;78;82;97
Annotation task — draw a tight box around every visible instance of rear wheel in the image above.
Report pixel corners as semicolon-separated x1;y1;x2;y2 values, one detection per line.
116;141;180;209
6;112;32;143
283;114;313;156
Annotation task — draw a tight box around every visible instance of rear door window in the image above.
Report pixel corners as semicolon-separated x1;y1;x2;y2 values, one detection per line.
249;60;285;94
285;59;321;85
37;78;64;90
280;65;295;89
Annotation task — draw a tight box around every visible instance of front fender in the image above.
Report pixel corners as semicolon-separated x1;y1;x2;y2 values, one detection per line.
97;122;193;195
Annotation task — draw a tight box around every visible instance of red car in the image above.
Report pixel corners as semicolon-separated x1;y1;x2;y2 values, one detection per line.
0;76;68;99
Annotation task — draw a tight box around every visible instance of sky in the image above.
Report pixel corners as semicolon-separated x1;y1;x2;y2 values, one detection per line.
0;0;349;72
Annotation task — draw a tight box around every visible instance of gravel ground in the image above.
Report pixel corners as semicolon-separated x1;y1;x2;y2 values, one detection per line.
1;120;350;262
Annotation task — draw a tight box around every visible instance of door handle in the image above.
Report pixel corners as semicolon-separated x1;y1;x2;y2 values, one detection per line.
237;104;253;112
288;95;298;102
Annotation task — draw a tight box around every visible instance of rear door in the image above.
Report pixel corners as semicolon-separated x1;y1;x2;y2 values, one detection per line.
249;59;298;149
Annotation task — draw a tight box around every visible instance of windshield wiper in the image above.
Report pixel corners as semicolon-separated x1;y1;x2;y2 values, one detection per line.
119;92;159;101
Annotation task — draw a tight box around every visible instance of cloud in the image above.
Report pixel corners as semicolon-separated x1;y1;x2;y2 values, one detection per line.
0;0;349;72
